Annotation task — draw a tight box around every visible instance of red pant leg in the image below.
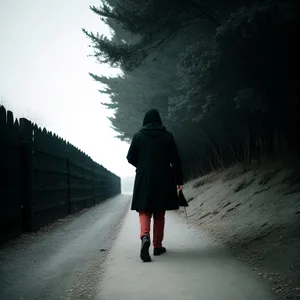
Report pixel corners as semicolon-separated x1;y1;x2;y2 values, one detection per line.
139;211;151;239
153;211;165;248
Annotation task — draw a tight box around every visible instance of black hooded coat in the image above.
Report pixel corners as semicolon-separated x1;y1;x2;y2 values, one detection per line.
127;109;183;212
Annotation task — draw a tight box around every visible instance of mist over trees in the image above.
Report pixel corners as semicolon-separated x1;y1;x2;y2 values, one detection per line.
83;0;300;180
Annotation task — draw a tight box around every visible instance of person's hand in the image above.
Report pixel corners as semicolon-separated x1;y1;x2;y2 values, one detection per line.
177;185;183;191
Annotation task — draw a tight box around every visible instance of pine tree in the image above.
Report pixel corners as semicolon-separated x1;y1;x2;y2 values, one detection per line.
83;0;300;178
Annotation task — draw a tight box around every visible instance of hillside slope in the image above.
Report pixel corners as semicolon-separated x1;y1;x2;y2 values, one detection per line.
178;164;300;300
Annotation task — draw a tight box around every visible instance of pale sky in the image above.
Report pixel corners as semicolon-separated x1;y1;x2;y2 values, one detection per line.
0;0;135;180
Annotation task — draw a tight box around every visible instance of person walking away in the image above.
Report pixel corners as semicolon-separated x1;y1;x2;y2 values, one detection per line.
126;109;183;262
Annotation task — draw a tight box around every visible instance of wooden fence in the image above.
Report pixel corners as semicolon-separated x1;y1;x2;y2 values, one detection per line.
0;106;121;244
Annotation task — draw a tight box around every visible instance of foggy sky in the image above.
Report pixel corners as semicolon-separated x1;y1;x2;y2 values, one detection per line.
0;0;135;181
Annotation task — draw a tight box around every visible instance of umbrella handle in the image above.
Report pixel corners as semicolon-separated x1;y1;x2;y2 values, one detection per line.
184;207;189;225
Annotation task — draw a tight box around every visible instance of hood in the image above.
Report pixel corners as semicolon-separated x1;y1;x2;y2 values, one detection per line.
140;109;165;137
142;109;162;126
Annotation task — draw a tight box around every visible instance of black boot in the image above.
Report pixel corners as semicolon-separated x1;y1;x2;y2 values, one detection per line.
153;247;167;256
140;235;151;262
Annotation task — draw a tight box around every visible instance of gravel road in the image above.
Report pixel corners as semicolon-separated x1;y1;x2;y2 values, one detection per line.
0;195;131;300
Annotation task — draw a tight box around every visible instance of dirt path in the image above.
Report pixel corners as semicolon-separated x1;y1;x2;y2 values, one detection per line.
97;210;275;300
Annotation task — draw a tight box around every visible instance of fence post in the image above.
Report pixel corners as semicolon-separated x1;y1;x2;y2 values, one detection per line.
102;176;106;201
93;165;96;206
19;118;34;232
67;157;71;214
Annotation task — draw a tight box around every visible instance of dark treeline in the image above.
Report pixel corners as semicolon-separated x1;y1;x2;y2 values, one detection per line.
83;0;300;180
